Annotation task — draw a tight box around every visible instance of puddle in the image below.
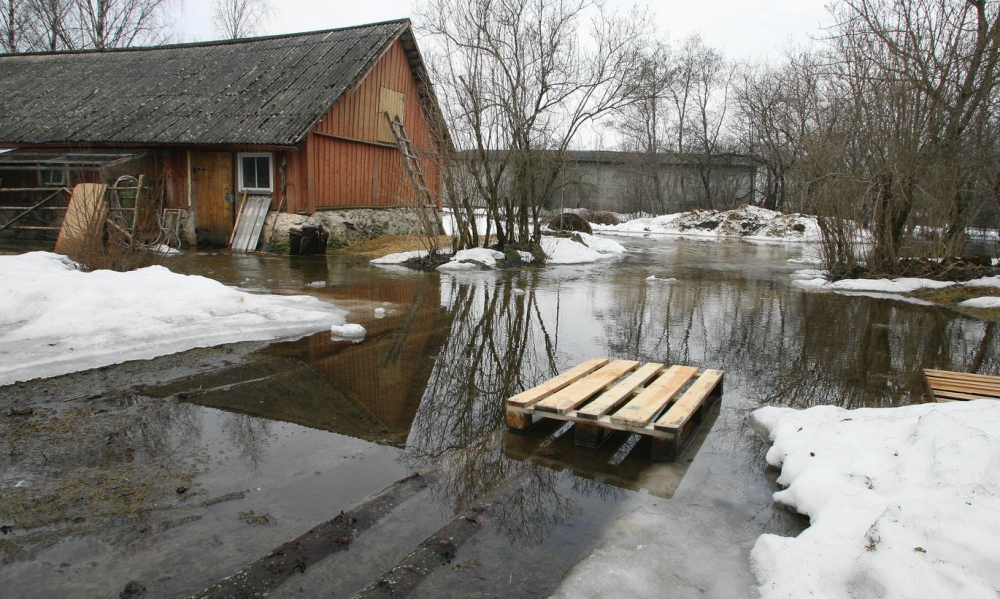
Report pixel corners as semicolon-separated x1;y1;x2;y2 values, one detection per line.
3;236;999;597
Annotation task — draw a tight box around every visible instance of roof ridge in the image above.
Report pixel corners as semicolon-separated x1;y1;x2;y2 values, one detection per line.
0;18;410;59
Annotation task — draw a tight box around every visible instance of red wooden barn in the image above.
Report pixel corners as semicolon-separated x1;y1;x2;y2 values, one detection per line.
0;19;445;246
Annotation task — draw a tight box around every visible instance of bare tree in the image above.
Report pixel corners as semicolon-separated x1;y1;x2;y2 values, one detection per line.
734;53;823;212
212;0;272;40
670;35;736;209
73;0;173;49
796;0;1000;276
29;0;75;50
612;41;674;215
419;0;650;250
1;0;35;52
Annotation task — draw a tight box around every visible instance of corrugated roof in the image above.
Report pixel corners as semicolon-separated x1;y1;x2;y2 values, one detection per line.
0;20;410;146
0;148;143;165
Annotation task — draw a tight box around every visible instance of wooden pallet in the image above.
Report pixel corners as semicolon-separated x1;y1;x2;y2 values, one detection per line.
506;358;724;461
924;368;1000;402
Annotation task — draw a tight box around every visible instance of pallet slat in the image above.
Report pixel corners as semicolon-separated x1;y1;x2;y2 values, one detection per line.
933;389;991;402
655;370;724;431
507;358;609;409
576;363;664;420
924;368;1000;402
534;360;640;415
924;378;1000;395
924;369;1000;385
610;365;698;427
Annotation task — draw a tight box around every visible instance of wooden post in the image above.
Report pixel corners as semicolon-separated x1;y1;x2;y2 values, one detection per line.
651;434;681;462
506;409;533;432
574;422;612;449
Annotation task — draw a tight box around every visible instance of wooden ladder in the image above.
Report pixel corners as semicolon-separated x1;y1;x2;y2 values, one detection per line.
384;112;443;242
385;112;434;207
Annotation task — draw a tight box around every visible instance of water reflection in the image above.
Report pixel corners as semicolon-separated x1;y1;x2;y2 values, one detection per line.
147;239;1000;546
219;413;271;474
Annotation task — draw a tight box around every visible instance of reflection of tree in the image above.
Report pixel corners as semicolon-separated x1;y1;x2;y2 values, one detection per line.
598;255;1000;487
601;266;1000;412
404;275;558;464
400;275;619;546
220;412;272;473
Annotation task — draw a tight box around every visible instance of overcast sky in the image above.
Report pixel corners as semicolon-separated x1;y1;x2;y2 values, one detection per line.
177;0;833;62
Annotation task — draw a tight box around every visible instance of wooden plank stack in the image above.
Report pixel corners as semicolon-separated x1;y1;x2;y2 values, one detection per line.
506;358;724;461
924;368;1000;402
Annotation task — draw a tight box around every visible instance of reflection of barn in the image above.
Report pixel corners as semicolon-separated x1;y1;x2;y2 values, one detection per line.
296;276;452;444
0;19;445;247
148;273;453;446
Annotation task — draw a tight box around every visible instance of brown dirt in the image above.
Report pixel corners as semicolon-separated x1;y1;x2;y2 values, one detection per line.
332;235;453;258
908;286;1000;322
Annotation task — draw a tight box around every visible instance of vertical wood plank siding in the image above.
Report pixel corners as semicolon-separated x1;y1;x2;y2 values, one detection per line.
305;39;441;211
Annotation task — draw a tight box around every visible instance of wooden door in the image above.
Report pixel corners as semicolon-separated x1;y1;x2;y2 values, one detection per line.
191;151;234;245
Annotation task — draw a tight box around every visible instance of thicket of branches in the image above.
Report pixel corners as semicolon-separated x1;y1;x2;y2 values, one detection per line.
1;0;176;52
421;0;1000;274
737;0;1000;277
419;0;650;249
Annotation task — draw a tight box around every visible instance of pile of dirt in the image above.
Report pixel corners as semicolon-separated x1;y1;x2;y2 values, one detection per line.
548;213;593;234
671;205;815;239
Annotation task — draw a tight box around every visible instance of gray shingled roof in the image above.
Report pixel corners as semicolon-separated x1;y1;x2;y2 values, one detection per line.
0;20;411;146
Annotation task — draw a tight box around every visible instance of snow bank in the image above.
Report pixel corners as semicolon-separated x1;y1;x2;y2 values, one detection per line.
0;252;348;386
750;402;1000;599
437;247;506;271
540;233;626;264
960;297;1000;309
792;271;1000;305
596;206;820;243
794;276;956;294
370;249;454;265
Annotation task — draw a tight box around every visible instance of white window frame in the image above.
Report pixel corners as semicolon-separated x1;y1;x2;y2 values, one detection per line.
237;152;274;193
39;166;68;187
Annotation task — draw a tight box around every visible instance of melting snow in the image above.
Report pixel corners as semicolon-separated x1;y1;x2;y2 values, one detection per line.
750;402;1000;599
0;252;348;386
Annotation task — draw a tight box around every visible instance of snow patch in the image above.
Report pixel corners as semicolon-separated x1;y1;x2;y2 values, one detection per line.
750;402;1000;599
0;252;349;386
330;323;366;342
964;276;1000;289
959;297;1000;309
541;233;626;265
370;250;435;265
437;247;506;271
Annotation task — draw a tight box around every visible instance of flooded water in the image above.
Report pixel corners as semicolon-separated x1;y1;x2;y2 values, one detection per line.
2;235;999;597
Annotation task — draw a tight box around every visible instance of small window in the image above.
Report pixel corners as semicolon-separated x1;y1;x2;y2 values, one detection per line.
238;153;273;193
39;167;67;186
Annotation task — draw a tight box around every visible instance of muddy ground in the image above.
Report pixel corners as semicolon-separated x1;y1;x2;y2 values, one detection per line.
0;343;268;569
